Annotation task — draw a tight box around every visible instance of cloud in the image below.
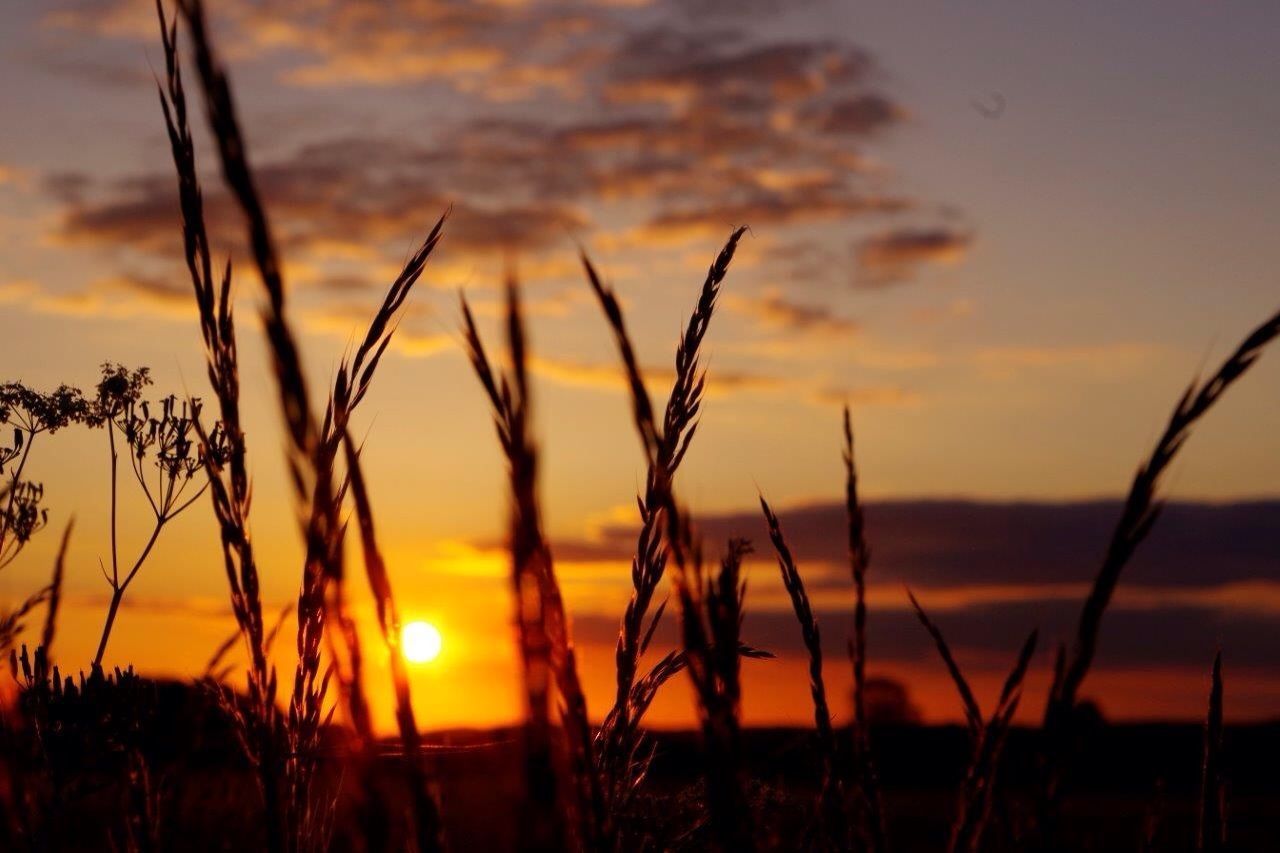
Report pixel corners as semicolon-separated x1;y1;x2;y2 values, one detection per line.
725;289;858;336
43;0;157;37
550;497;1280;681
301;301;453;358
606;40;872;107
0;165;27;189
529;356;786;398
0;275;191;320
246;2;615;94
39;0;964;352
805;93;905;136
571;596;1280;674
45;1;931;252
855;227;972;288
52;135;585;266
551;499;1280;589
0;280;40;303
638;189;910;243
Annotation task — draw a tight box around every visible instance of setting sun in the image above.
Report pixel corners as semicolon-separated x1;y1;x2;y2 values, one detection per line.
402;620;443;664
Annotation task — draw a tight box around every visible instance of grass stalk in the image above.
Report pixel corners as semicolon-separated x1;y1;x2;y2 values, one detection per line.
344;434;444;853
1040;305;1280;830
843;406;887;852
580;228;746;807
1197;652;1224;853
759;494;844;845
39;519;72;660
909;590;1037;853
462;276;605;851
675;536;756;853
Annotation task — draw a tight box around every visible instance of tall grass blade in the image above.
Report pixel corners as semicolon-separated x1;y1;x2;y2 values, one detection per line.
1041;305;1280;833
462;276;605;850
344;434;444;853
843;407;887;853
39;519;72;660
759;494;844;844
1197;652;1225;853
581;227;746;811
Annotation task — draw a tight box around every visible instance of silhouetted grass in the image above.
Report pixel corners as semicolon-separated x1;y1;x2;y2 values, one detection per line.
759;493;845;846
581;228;746;815
462;278;605;850
1039;304;1280;842
1198;652;1224;853
0;3;1276;852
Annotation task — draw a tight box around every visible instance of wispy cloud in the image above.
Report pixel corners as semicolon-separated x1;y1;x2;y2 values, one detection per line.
300;301;453;358
855;227;972;288
0;275;192;320
43;0;947;296
529;355;785;398
0;164;27;189
725;288;858;336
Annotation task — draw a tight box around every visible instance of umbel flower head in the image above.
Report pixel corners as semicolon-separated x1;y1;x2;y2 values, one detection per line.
3;482;46;546
119;395;226;481
0;382;90;435
88;363;152;426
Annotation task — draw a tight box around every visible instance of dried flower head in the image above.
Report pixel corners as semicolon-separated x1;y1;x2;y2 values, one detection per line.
0;482;48;569
0;382;90;435
112;394;222;520
89;363;152;426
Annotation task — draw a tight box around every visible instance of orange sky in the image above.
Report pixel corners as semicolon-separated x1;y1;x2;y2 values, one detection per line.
2;0;1279;732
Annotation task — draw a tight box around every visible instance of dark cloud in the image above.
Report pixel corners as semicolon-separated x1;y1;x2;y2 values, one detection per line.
570;595;1280;674
555;499;1280;589
536;499;1280;695
43;0;961;340
855;227;972;288
54;135;582;263
807;93;904;136
640;189;910;242
606;40;873;106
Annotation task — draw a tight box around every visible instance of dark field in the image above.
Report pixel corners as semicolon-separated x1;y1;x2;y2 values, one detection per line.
9;675;1279;852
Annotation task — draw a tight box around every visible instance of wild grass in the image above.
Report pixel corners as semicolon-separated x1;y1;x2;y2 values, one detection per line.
582;228;747;814
843;407;888;853
1198;652;1224;853
462;276;605;851
759;494;844;847
907;591;1036;853
38;520;71;663
675;535;757;852
158;1;446;848
0;2;1275;851
1038;303;1280;839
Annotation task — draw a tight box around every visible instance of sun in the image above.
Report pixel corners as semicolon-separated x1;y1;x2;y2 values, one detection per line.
401;620;443;664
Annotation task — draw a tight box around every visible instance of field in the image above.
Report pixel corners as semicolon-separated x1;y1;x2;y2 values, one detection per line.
2;2;1279;852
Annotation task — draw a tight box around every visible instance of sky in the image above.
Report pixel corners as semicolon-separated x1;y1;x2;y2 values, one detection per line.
0;0;1278;732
